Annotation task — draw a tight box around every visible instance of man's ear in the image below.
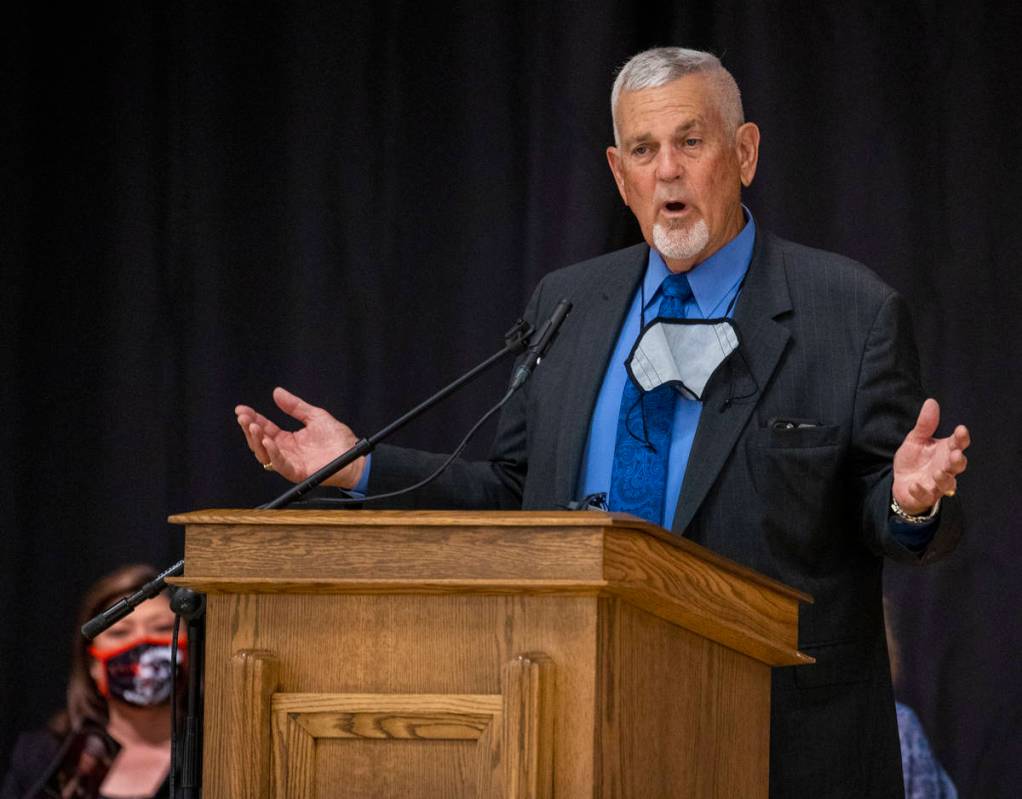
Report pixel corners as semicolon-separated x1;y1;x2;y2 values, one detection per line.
606;146;630;205
735;122;760;188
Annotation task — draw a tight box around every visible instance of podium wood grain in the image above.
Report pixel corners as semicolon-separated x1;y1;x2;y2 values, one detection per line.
229;649;279;798
171;509;810;797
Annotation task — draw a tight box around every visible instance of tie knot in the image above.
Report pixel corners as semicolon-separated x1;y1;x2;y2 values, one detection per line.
660;273;692;300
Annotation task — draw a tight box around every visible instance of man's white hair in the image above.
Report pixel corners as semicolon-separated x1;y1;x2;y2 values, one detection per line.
611;47;745;146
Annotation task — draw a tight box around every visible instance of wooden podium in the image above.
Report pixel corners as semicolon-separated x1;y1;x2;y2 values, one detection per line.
169;509;811;798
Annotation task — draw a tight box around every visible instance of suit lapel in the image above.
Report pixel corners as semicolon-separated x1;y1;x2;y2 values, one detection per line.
552;245;647;501
671;232;793;534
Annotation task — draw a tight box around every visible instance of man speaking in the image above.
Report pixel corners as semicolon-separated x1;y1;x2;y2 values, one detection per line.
236;48;970;796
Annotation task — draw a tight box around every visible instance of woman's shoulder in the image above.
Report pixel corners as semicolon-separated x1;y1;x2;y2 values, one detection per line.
1;728;63;799
8;726;63;768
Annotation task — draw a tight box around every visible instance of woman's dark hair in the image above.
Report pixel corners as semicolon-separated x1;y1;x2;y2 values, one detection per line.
59;564;161;733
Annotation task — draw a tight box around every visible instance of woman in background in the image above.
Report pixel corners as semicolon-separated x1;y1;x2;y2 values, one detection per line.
1;564;183;799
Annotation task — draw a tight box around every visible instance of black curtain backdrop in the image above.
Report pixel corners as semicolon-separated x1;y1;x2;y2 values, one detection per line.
3;3;1020;795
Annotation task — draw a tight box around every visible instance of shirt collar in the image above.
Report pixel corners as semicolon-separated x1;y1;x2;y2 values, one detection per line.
644;206;756;318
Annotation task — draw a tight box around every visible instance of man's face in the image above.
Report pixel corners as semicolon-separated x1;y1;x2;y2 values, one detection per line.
606;74;760;273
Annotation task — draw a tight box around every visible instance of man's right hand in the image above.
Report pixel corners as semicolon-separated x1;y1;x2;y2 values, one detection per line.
235;387;365;489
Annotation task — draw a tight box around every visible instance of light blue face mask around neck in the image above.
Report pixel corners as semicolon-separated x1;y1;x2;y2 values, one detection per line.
626;317;741;401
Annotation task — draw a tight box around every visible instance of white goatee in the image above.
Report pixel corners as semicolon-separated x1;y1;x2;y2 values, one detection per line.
653;218;710;264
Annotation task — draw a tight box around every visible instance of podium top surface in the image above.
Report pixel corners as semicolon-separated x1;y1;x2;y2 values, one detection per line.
170;508;810;603
170;509;812;666
172;508;661;529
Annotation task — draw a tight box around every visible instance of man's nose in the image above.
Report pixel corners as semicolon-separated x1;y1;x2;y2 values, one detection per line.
655;147;683;181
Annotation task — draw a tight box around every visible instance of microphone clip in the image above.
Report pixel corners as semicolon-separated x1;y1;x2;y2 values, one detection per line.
503;318;533;353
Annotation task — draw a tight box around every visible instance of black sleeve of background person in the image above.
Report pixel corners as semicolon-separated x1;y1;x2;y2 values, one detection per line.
0;730;60;799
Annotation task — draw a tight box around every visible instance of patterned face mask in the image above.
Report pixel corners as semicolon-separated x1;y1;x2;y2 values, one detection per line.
626;316;741;401
89;636;185;707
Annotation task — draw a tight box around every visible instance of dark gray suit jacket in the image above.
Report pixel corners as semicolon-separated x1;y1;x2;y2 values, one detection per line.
371;230;963;797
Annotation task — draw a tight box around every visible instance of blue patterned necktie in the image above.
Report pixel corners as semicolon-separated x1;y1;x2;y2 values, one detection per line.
608;273;693;525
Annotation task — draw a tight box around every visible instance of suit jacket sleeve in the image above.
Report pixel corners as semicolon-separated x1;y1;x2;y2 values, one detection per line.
853;291;963;563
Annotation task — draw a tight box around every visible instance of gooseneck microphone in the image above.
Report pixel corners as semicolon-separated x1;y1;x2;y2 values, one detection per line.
81;561;185;640
509;299;573;391
260;314;539;509
263;298;572;510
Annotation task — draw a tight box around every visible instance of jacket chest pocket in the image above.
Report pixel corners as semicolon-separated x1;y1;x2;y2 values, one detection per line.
745;425;845;555
754;421;841;450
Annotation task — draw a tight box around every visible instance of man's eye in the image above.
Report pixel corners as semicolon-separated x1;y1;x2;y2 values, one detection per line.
684;138;701;147
632;145;649;157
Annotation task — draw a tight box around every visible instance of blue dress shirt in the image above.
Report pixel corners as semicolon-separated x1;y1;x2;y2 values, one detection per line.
578;213;756;529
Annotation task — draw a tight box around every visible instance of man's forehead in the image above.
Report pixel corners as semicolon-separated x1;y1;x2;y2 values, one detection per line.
623;117;706;145
616;76;722;137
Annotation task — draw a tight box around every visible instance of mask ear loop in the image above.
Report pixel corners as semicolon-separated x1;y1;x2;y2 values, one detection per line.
624;278;656;451
716;319;760;410
624;391;657;451
717;271;759;411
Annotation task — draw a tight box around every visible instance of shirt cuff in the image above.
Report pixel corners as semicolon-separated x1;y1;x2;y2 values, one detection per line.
344;452;372;498
888;514;939;552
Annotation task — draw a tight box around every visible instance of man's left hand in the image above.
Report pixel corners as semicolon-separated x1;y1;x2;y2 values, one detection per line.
892;398;971;515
